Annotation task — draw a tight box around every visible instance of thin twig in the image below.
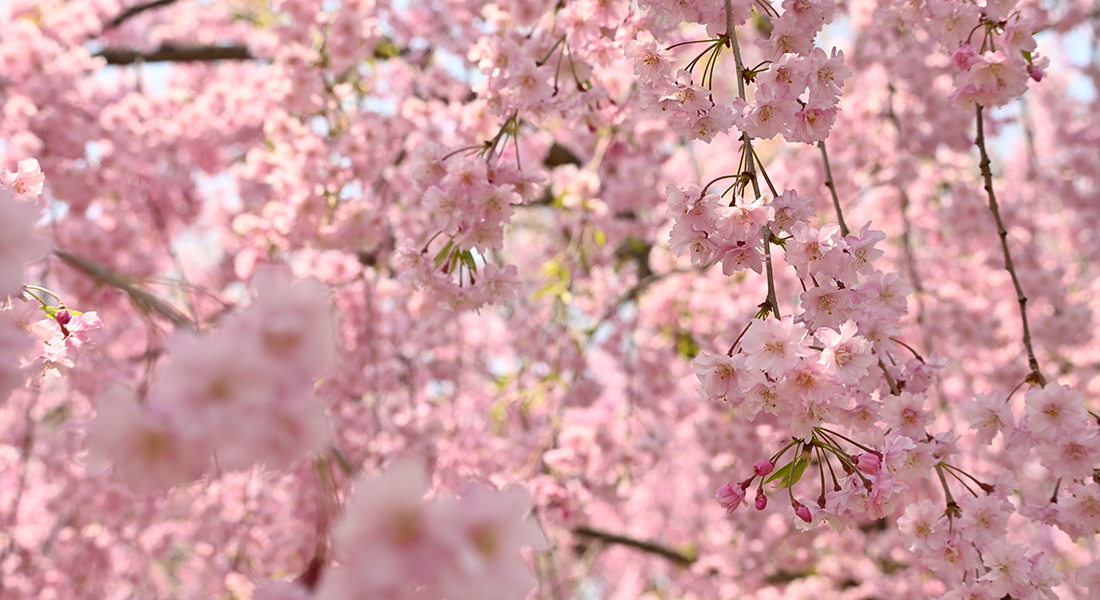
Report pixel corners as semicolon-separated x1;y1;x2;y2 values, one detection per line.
573;526;696;566
974;105;1046;387
53;249;196;330
817;140;849;237
884;84;936;363
878;359;900;395
101;0;179;32
724;0;780;318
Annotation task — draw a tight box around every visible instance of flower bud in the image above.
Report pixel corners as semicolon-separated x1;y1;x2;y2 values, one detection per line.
55;308;71;326
792;500;812;523
1027;64;1043;82
754;488;767;510
855;452;881;476
753;459;774;477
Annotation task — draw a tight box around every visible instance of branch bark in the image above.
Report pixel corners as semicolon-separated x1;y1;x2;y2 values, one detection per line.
975;104;1046;387
572;526;696;566
53;249;195;330
102;0;180;32
96;44;254;65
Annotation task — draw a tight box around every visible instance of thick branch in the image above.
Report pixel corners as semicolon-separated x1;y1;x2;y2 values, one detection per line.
95;41;408;66
102;0;179;32
573;526;696;566
96;44;254;65
974;105;1046;386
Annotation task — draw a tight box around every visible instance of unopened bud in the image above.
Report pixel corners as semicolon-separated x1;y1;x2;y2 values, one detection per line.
754;488;767;510
753;459;774;477
1027;64;1043;82
55;308;71;326
792;500;812;523
856;453;881;476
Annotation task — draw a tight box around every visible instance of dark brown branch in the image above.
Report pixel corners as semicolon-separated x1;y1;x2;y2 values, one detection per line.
53;249;195;330
573;526;696;566
817;140;849;237
544;142;582;168
95;40;408;66
96;44;254;65
975;105;1046;387
102;0;179;32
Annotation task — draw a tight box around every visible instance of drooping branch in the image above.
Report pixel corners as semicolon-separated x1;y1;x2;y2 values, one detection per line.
817;140;849;237
572;526;696;566
974;104;1046;387
885;83;934;357
101;0;180;32
724;0;780;319
53;249;195;330
95;44;254;65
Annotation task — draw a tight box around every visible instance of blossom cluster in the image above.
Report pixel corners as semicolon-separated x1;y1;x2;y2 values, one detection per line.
631;0;850;143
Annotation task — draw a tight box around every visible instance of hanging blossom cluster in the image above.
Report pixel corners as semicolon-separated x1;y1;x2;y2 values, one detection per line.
631;0;1099;596
397;145;539;311
632;0;849;144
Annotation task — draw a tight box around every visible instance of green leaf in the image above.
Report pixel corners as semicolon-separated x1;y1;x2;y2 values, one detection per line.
459;249;478;273
593;228;606;247
766;455;810;489
433;240;454;268
765;461;793;485
787;456;810;487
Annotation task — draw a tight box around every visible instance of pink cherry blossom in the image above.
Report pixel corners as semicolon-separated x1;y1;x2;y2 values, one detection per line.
817;320;874;385
740;315;812;379
715;481;748;514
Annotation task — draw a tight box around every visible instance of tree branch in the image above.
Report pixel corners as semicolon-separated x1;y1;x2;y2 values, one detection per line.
975;104;1046;386
52;249;195;330
94;41;409;65
817;140;849;237
101;0;180;32
572;526;696;566
95;44;254;65
724;0;780;319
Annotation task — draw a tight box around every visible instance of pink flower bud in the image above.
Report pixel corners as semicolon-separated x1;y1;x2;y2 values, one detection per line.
753;459;774;477
1027;64;1043;82
792;500;812;523
856;453;882;476
754;488;767;510
55;308;72;326
715;482;747;514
